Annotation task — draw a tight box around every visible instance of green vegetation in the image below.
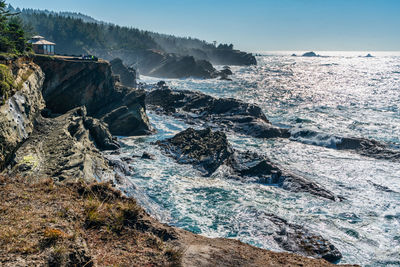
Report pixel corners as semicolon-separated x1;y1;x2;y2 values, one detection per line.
0;0;29;54
18;10;159;55
9;5;236;60
0;63;15;103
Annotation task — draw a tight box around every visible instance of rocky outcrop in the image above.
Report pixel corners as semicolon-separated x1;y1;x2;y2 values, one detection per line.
33;55;152;136
9;107;117;183
110;58;137;88
157;128;233;176
0;57;45;170
207;48;257;66
145;53;220;79
290;129;400;163
302;51;319;57
147;85;400;163
146;87;289;139
157;128;336;201
92;49;232;79
266;214;342;263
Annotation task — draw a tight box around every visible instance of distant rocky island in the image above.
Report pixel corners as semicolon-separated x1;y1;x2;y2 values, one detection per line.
302;51;319;57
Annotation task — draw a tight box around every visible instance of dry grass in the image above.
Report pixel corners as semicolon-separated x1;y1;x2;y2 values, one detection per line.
0;175;182;267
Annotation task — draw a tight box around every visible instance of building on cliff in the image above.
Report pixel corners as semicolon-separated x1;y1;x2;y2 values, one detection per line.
28;36;56;55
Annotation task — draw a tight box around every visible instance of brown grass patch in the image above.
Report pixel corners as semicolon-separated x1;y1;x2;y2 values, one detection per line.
0;175;181;266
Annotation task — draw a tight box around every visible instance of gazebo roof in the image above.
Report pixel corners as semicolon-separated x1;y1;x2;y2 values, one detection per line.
30;39;56;45
31;35;45;39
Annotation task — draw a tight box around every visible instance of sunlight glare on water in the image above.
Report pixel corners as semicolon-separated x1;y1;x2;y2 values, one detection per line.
123;51;400;266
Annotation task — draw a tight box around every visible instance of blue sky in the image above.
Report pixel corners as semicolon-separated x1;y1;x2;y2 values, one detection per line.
7;0;400;52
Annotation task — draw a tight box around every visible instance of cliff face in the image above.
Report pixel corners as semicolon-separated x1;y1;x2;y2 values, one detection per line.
33;55;152;136
0;57;45;169
33;56;116;115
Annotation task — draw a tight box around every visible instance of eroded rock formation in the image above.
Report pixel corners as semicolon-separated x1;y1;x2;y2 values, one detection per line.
157;128;336;201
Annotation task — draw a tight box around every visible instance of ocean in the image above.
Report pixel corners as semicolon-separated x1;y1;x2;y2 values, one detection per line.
112;51;400;266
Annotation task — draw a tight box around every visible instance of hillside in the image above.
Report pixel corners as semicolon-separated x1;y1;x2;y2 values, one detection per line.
8;5;256;78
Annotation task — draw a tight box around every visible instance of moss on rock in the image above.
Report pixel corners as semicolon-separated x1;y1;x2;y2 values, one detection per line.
0;64;15;104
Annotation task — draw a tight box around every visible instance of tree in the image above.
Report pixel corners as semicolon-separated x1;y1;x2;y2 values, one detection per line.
0;0;29;54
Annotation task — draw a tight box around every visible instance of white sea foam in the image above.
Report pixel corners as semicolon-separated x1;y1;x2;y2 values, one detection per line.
123;54;400;266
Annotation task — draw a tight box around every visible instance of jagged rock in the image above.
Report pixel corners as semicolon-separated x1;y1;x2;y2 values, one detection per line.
291;129;400;163
33;56;152;136
267;214;342;263
157;128;336;200
146;88;289;139
110;58;137;88
156;128;233;176
233;151;336;201
84;117;120;150
141;152;155;160
365;54;373;58
9;107;115;183
99;88;152;136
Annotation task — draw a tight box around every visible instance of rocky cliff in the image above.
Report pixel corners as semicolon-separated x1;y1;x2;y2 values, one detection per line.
0;56;45;169
33;55;152;136
0;56;357;267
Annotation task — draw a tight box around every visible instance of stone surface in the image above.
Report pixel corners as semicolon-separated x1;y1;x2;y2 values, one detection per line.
157;128;336;200
9;107;115;183
0;57;45;169
157;128;233;176
146;87;289;139
110;58;137;88
34;55;152;136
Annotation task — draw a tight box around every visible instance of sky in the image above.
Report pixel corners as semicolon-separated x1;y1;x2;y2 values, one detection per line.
6;0;400;52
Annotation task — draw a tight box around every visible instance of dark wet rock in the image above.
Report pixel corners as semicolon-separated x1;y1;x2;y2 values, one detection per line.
110;58;137;88
365;53;373;58
233;151;337;201
368;181;396;193
267;214;342;263
141;152;155;160
219;66;233;80
84;117;120;150
291;53;297;57
221;66;233;75
146;88;289;139
302;51;319;57
107;159;132;176
156;128;233;176
290;129;400;163
99;88;152;136
336;137;400;162
157;128;336;200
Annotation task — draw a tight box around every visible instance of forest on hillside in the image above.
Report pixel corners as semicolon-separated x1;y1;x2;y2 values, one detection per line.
9;6;236;57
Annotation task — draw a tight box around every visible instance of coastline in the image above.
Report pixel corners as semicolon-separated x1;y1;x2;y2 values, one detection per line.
0;54;362;266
